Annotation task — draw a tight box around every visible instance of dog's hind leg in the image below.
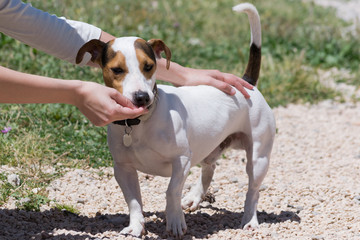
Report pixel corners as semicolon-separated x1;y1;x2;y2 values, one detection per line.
181;146;223;211
241;139;272;229
181;133;246;211
181;161;216;211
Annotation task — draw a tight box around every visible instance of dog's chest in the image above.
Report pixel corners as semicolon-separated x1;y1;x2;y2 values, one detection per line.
108;125;181;177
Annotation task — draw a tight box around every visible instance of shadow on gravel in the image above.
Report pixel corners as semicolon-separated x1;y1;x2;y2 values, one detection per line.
0;206;300;239
0;208;125;240
144;206;301;239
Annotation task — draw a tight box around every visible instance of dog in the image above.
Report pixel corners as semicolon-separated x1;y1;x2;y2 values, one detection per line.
76;3;275;238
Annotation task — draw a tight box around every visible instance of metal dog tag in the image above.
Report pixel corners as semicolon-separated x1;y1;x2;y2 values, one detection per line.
123;134;132;147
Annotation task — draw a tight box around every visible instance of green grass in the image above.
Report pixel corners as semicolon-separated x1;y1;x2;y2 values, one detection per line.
0;171;57;211
54;203;80;215
0;0;359;210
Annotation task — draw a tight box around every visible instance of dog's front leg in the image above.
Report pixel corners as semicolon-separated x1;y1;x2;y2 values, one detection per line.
166;155;191;238
113;163;145;237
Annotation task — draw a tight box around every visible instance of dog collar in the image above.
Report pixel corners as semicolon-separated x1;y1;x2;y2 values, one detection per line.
113;84;158;126
113;118;141;126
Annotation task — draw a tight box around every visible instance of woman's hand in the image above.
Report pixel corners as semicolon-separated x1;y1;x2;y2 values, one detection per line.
156;58;253;98
74;81;147;126
180;68;253;98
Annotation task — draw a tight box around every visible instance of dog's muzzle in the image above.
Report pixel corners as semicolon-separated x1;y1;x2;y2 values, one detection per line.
133;90;150;107
113;84;158;126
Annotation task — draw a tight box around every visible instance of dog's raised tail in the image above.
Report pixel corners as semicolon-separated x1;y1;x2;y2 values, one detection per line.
233;3;261;86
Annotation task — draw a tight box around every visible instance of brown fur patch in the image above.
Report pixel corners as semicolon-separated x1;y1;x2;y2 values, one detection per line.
101;40;116;67
147;39;171;69
134;39;157;79
102;47;128;94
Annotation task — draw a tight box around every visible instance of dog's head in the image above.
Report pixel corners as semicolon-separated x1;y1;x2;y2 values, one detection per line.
76;37;171;108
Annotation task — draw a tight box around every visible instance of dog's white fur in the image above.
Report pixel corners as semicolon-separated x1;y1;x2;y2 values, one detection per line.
78;3;275;238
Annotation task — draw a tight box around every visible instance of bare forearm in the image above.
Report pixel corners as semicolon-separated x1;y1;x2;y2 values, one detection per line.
156;58;186;85
0;66;80;105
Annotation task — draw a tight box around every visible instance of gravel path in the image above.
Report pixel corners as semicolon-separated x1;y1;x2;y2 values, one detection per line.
1;100;360;240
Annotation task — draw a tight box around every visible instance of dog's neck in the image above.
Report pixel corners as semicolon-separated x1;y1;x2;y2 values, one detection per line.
113;84;158;126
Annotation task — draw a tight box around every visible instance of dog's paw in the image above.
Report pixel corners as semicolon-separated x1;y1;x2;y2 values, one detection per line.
166;210;187;238
120;223;145;237
241;217;259;230
181;190;203;211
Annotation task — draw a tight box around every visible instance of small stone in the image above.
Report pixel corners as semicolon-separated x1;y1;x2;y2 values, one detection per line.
259;185;268;191
77;198;86;204
19;197;31;205
100;203;109;209
149;214;158;221
40;231;52;239
311;235;324;240
272;232;279;238
200;201;210;208
296;206;304;213
7;174;21;186
32;188;40;194
230;177;238;183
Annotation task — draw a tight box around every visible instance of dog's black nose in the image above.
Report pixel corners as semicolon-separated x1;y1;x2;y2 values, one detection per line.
134;91;150;107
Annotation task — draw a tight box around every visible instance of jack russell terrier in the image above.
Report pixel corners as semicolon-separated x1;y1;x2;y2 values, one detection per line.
76;3;275;238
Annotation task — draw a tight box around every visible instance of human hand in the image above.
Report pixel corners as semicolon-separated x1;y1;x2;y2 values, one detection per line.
74;81;147;126
156;59;253;98
181;68;254;98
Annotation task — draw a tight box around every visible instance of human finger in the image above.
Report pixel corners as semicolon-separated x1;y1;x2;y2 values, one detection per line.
225;76;252;99
206;77;236;95
110;90;137;109
219;73;254;98
117;106;147;119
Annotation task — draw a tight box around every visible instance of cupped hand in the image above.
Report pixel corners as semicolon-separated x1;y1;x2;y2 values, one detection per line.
74;81;147;126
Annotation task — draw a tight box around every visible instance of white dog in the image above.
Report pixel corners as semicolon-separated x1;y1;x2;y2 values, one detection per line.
76;3;275;238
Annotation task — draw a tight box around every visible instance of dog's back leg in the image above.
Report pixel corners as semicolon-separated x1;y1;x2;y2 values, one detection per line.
181;134;241;211
181;154;218;211
241;134;273;229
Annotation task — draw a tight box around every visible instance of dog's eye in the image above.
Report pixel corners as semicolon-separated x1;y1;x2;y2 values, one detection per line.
111;67;124;75
144;64;153;72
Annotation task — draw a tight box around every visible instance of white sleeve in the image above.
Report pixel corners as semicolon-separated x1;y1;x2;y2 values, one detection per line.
0;0;102;65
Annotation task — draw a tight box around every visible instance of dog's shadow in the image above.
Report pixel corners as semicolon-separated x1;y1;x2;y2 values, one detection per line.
0;206;300;239
144;206;301;239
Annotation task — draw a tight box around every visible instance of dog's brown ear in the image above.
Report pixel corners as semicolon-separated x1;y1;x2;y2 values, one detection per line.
76;39;106;66
147;39;172;70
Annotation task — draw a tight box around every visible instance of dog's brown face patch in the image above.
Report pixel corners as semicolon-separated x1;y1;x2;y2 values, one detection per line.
134;39;157;79
102;41;128;94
